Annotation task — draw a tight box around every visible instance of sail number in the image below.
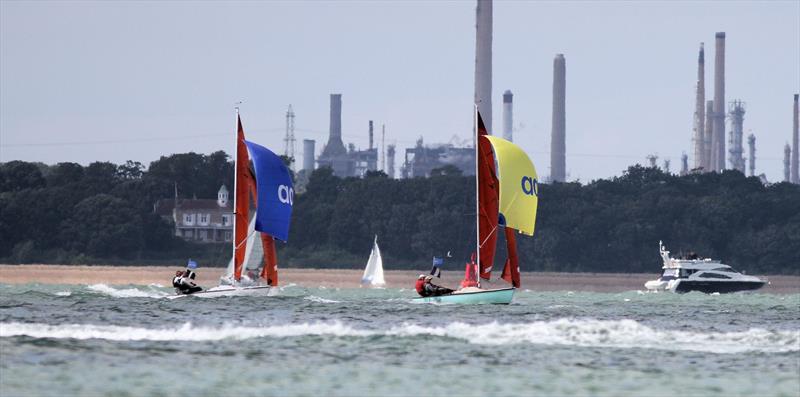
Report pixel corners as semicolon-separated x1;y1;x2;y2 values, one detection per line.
278;185;294;205
521;176;538;197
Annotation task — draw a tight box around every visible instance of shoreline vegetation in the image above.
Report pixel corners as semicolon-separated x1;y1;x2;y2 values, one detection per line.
2;159;799;275
1;265;798;293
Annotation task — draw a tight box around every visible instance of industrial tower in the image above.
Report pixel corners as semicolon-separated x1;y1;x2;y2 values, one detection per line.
728;100;746;173
474;0;493;139
550;54;567;182
792;94;799;184
503;90;513;142
747;133;755;177
693;43;705;170
711;32;726;172
284;105;296;169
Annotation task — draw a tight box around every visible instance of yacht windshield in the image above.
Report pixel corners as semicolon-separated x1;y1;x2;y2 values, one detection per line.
662;269;679;278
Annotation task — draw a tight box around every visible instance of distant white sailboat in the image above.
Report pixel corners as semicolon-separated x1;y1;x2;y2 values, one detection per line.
361;235;385;287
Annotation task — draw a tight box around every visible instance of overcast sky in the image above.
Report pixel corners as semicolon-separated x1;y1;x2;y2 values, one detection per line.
1;0;798;182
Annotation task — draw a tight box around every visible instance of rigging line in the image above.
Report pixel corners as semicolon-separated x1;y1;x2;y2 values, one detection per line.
478;224;498;249
234;229;258;251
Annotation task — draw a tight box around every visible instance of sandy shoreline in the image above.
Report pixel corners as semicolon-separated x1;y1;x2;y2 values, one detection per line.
1;264;798;293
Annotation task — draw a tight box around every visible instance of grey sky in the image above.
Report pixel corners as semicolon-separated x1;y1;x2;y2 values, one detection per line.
1;0;798;182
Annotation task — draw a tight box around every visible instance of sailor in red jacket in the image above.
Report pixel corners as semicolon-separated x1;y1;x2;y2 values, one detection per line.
415;274;454;297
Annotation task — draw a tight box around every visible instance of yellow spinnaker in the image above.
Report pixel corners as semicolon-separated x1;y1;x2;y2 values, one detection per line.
483;135;539;236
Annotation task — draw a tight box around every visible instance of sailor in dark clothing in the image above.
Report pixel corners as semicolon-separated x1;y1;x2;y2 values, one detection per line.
415;275;454;297
172;270;202;295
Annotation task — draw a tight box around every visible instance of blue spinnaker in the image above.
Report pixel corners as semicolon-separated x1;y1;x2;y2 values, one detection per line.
244;140;293;242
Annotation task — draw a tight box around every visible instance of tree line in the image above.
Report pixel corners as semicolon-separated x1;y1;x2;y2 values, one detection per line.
1;155;798;274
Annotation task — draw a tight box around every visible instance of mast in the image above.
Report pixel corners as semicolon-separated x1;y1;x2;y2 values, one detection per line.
474;104;481;289
232;105;239;269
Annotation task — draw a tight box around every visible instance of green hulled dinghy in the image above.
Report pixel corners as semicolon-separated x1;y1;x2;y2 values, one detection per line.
413;287;514;305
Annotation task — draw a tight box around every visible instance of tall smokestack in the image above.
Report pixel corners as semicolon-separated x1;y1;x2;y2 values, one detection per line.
503;90;513;142
747;133;755;177
704;100;714;171
368;120;374;150
550;54;566;182
474;0;493;138
329;94;343;147
728;100;746;173
784;143;791;182
712;32;726;171
693;43;705;170
680;153;688;176
386;144;396;179
303;139;315;172
792;94;799;183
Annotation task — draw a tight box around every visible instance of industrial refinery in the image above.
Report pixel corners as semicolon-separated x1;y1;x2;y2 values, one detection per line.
280;1;798;186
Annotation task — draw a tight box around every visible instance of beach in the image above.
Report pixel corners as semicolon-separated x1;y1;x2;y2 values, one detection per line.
1;264;797;293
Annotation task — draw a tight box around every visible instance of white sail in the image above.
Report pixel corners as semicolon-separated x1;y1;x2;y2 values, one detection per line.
220;215;264;286
361;235;385;287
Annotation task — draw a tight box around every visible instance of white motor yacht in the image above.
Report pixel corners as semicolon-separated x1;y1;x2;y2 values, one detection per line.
645;241;766;293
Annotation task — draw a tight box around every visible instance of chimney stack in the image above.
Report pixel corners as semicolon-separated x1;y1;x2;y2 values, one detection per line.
784;143;792;182
693;43;705;170
550;54;567;182
680;153;689;176
503;90;513;142
704;100;714;171
368;120;374;150
386;144;396;179
329;94;343;146
747;134;755;177
792;94;799;183
303;139;316;172
712;32;726;171
474;0;493;138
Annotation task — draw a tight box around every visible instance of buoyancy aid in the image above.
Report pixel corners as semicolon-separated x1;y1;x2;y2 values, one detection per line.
415;278;426;296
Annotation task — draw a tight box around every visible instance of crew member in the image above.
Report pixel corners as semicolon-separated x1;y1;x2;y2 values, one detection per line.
172;269;202;295
415;275;454;297
415;274;428;296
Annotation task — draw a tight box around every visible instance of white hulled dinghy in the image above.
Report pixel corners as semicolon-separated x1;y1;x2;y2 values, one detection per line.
170;112;293;299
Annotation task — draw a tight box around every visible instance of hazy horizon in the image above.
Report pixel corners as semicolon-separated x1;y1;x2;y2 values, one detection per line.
1;1;798;182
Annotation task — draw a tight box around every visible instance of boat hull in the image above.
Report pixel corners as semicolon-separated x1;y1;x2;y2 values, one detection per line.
413;287;514;304
167;285;273;299
672;280;765;294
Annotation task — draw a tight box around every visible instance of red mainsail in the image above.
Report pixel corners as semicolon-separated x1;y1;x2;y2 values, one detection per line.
233;115;253;281
477;112;499;280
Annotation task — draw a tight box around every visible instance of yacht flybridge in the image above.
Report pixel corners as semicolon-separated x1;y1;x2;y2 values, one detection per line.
645;241;766;293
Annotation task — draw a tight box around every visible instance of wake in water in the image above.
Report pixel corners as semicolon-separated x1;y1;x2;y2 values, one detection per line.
86;284;169;299
2;319;797;354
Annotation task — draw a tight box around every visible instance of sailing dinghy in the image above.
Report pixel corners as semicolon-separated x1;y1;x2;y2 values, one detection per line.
169;112;293;299
414;109;538;304
361;235;386;287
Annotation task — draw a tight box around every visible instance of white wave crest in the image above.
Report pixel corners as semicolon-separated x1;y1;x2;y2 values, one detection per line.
55;291;72;297
303;296;340;303
87;284;168;298
1;319;797;354
0;322;370;341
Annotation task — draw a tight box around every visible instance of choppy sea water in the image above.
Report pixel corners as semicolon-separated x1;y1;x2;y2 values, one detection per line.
0;283;798;397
